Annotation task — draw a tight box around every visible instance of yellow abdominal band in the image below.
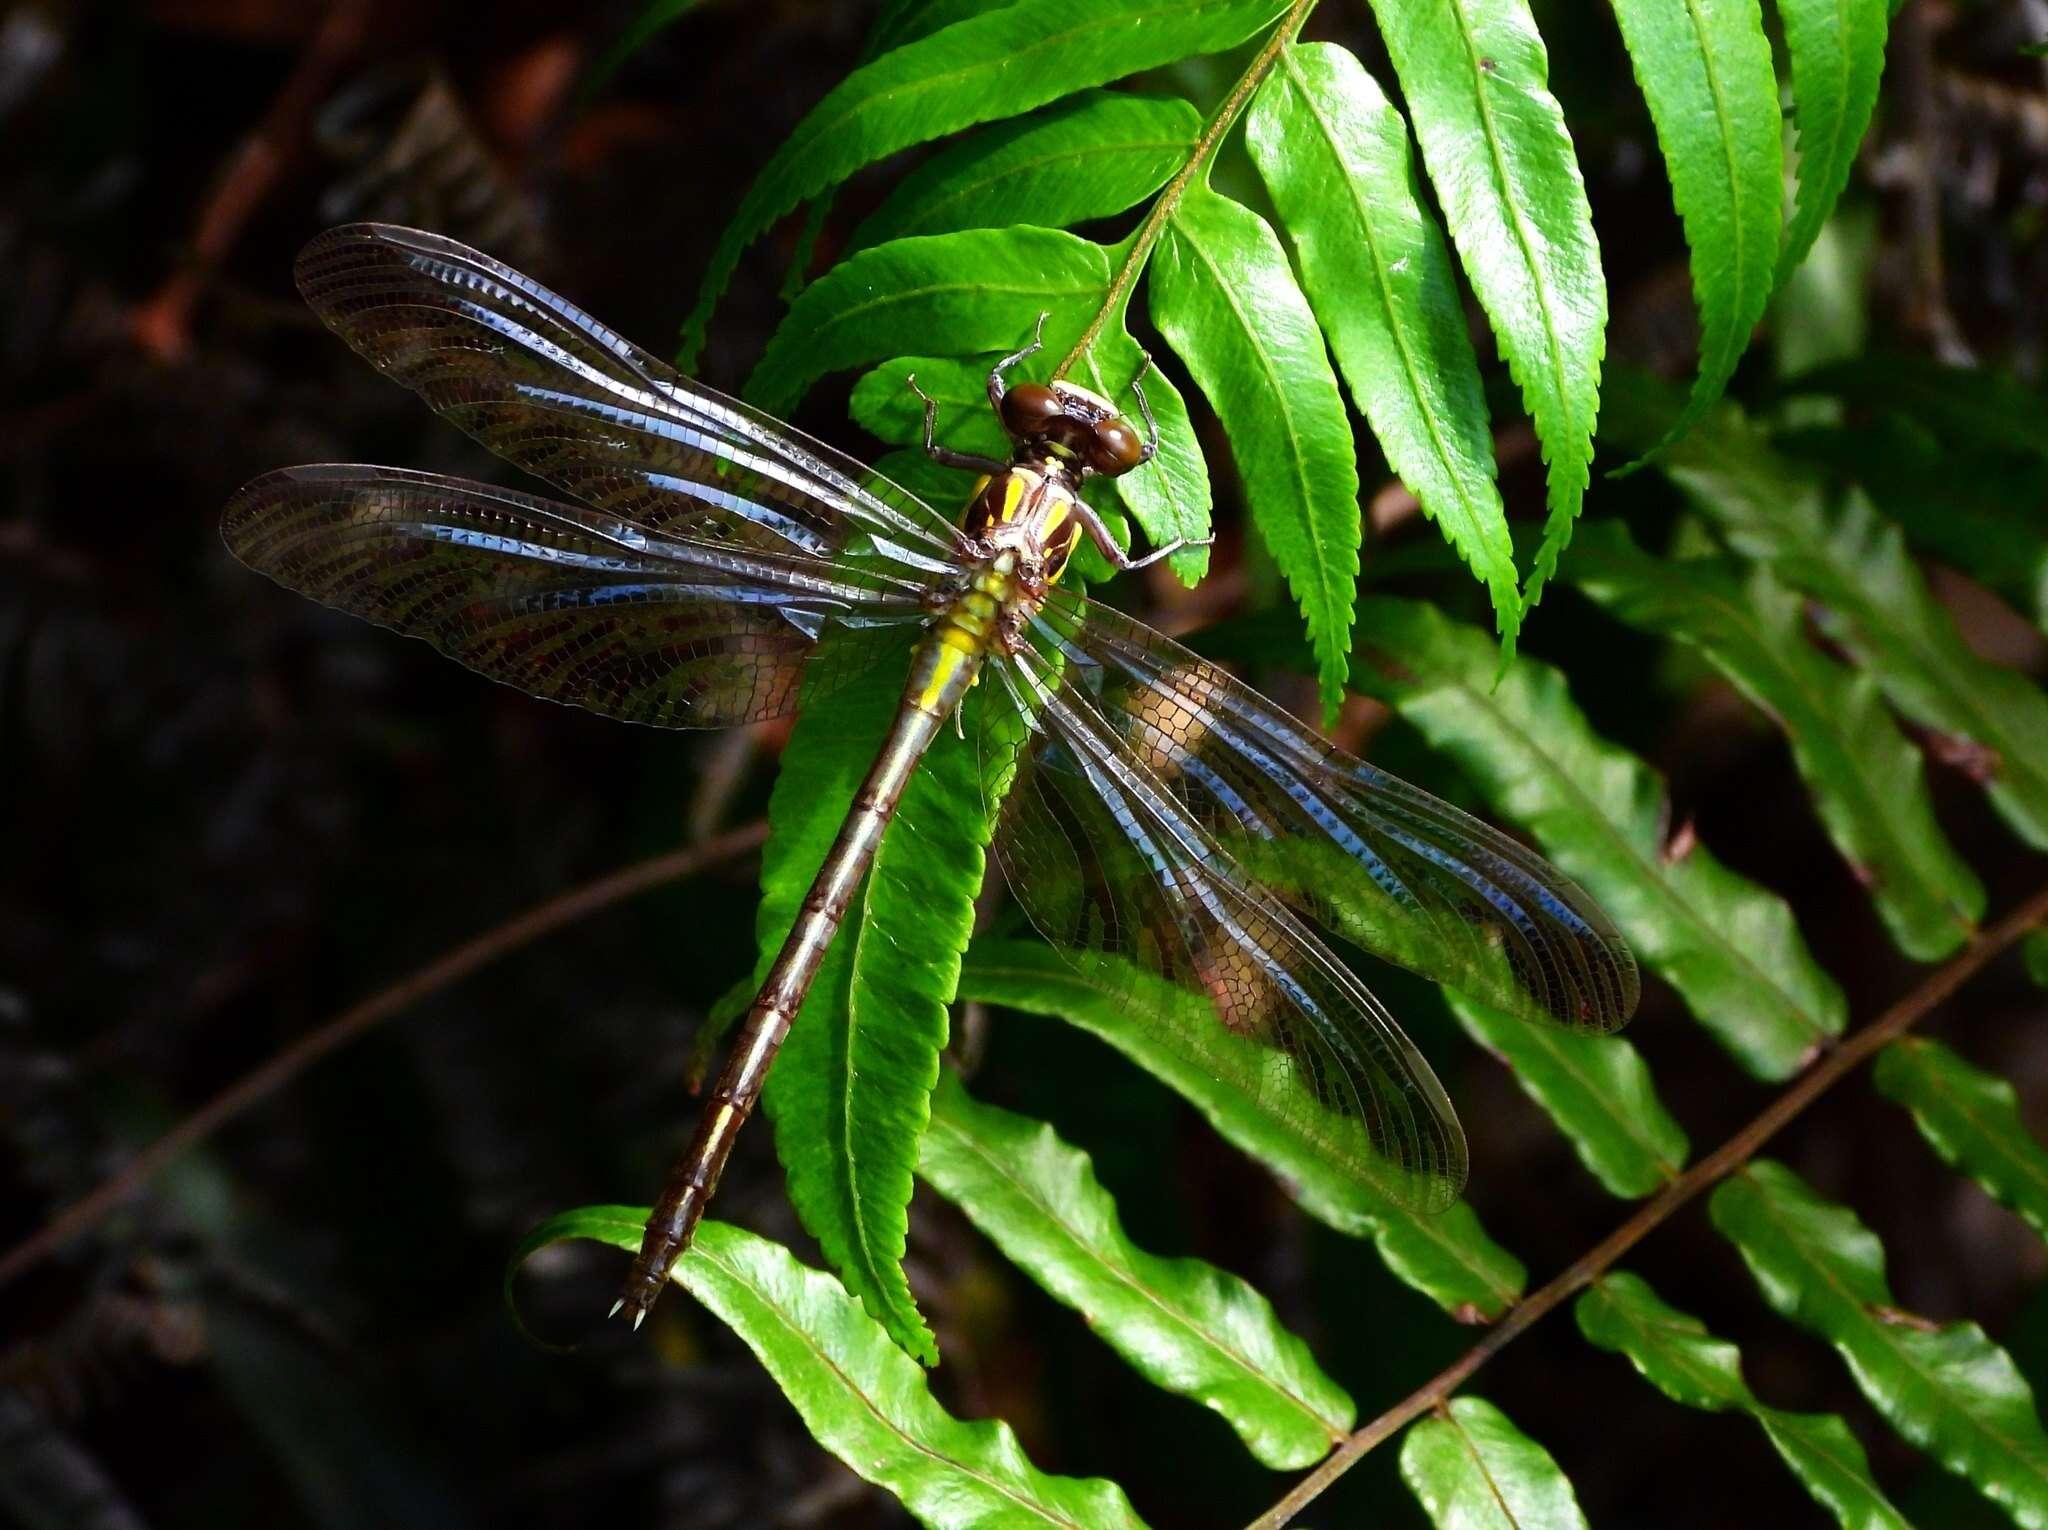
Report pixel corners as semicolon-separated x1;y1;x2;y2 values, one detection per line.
918;566;1013;714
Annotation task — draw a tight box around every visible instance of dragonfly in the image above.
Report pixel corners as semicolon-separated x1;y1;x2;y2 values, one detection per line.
223;224;1639;1329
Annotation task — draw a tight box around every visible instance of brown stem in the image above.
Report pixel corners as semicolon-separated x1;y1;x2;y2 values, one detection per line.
1249;879;2048;1529
1054;0;1315;379
130;0;375;362
0;821;767;1293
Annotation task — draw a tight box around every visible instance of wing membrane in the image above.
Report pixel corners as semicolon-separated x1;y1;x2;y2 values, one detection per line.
985;638;1466;1212
293;222;964;566
1031;592;1639;1032
224;465;922;727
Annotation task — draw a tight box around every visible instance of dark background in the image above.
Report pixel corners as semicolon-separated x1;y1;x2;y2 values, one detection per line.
4;2;2047;1526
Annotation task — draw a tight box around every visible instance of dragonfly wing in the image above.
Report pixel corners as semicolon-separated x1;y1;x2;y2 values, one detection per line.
293;223;965;570
1029;592;1640;1033
223;465;921;727
984;637;1467;1213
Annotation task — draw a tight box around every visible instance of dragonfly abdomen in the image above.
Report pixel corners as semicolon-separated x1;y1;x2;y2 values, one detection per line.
617;621;984;1325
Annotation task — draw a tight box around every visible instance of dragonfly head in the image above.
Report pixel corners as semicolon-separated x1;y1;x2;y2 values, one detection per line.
998;381;1147;478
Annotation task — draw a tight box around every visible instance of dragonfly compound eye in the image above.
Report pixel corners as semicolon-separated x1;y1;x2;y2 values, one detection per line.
1089;416;1145;476
1001;382;1065;438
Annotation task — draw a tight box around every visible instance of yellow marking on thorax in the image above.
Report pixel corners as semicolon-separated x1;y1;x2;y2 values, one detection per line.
997;469;1032;523
1040;487;1072;541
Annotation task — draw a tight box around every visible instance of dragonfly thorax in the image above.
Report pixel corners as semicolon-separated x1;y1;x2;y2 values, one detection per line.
960;463;1084;603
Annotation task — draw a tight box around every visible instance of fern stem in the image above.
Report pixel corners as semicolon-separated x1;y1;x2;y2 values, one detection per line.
1054;0;1315;379
1249;877;2048;1530
0;822;771;1294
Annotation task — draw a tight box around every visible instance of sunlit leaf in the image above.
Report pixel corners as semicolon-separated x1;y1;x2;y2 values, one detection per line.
958;940;1528;1320
753;669;991;1364
1776;0;1890;282
682;0;1289;363
1447;993;1685;1198
1577;1272;1909;1530
1246;42;1520;655
1400;1396;1591;1530
920;1073;1354;1468
867;0;1019;59
749;227;1112;417
1366;0;1606;610
1713;1161;2048;1527
849;91;1200;251
1568;520;1984;961
1150;183;1360;714
514;1210;1149;1527
1875;1038;2048;1244
1608;0;1781;453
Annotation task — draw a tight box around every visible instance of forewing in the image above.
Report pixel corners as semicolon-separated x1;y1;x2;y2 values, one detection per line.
1034;592;1639;1033
223;465;921;728
983;638;1466;1213
293;222;965;568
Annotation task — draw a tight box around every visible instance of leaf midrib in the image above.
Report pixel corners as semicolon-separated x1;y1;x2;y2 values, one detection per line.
1805;521;2048;825
1467;1001;1681;1178
786;0;1268;175
1739;1177;2048;1493
1781;0;1857;260
703;1243;1104;1528
1590;565;1977;931
964;957;1523;1307
926;1109;1348;1440
1276;53;1502;582
1888;1042;2048;1233
1166;206;1346;676
891;136;1198;236
1440;0;1577;446
1601;1294;1903;1522
1421;665;1831;1052
1682;0;1756;359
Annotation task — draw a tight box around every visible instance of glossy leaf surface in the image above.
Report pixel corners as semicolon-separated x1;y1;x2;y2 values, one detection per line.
1247;42;1519;654
514;1210;1148;1528
957;940;1528;1320
1609;0;1780;453
1777;0;1890;281
683;0;1289;361
1713;1161;2048;1527
1875;1038;2048;1244
1448;993;1685;1198
1631;395;2048;852
1367;0;1606;609
1577;1272;1909;1530
1289;597;1846;1078
849;91;1200;251
749;227;1112;417
1400;1397;1591;1530
1150;183;1360;715
920;1073;1354;1468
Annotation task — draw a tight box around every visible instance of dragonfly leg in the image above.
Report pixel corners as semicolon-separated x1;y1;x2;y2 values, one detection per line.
1069;493;1213;573
906;373;1006;475
986;312;1050;412
1127;352;1160;467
